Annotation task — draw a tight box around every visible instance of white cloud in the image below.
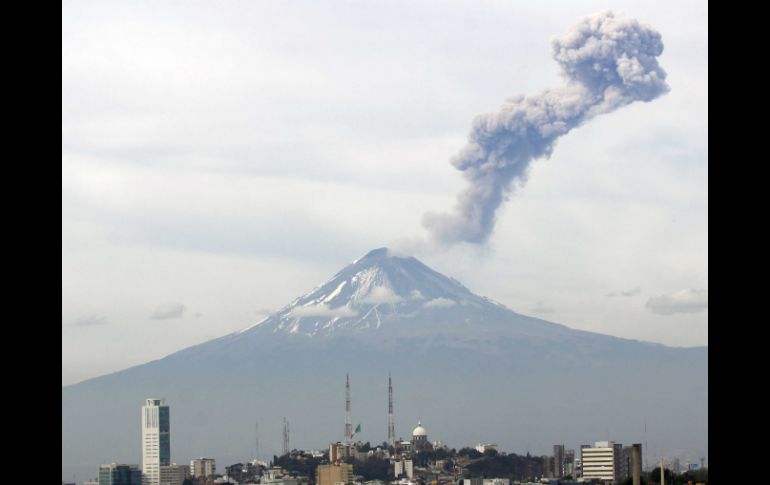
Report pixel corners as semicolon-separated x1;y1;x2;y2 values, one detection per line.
361;286;403;304
150;303;186;320
646;289;708;315
410;289;426;300
607;287;641;297
61;0;708;384
290;304;358;318
70;315;109;327
424;297;456;309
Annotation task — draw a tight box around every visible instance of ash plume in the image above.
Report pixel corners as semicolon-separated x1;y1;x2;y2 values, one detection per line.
423;11;669;246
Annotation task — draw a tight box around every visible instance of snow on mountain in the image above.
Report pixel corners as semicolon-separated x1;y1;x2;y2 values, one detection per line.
62;248;708;483
237;247;572;340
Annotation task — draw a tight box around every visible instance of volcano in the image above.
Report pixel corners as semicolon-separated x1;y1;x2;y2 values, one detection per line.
62;248;707;479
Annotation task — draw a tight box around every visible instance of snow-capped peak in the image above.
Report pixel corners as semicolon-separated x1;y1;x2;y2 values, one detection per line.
238;248;568;339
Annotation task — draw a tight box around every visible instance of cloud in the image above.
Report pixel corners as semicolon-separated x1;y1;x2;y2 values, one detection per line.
424;297;456;309
69;314;109;327
607;287;641;297
150;303;186;320
361;286;403;304
423;11;669;246
531;301;554;314
410;290;426;300
645;289;708;315
290;304;358;318
254;308;274;316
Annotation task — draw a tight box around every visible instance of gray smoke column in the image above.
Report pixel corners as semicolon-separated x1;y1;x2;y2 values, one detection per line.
423;11;669;245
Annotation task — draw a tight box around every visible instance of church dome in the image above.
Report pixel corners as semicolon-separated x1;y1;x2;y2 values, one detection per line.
412;421;427;437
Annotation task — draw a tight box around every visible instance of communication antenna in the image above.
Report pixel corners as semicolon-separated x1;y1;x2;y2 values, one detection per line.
255;422;259;462
345;373;352;444
643;421;650;470
388;373;395;447
283;417;290;455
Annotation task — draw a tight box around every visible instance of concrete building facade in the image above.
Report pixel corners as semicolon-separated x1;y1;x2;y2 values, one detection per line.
553;445;565;478
99;464;142;485
141;399;170;485
316;463;353;485
393;459;413;479
191;458;216;478
159;464;189;485
580;441;623;482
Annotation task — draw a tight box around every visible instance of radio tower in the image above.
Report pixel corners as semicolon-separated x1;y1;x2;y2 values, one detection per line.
282;417;290;455
255;422;259;463
387;373;395;447
345;373;353;444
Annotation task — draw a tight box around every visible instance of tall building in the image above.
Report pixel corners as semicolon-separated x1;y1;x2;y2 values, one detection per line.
564;449;575;478
541;456;554;479
142;399;170;485
191;458;216;478
580;441;623;482
99;464;142;485
617;444;643;481
553;444;564;477
317;463;353;485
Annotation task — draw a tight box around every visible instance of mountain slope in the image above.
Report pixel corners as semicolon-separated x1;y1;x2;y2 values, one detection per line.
62;248;707;480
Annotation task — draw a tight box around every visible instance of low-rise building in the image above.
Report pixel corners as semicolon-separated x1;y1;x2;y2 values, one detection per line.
192;458;216;479
316;463;353;485
394;459;413;479
98;463;142;485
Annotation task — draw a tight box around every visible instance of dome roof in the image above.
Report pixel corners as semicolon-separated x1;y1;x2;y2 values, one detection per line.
412;421;427;437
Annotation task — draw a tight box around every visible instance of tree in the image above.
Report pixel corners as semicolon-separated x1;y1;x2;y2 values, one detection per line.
649;467;674;484
358;441;372;452
353;456;391;481
458;447;482;459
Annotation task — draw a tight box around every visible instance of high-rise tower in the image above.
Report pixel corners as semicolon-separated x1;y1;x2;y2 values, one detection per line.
345;374;352;444
387;373;395;447
141;398;170;485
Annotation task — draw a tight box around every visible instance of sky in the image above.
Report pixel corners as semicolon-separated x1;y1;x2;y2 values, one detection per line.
62;0;707;386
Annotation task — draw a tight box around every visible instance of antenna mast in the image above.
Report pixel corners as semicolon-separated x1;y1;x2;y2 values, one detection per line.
345;373;353;444
388;373;395;447
283;417;290;455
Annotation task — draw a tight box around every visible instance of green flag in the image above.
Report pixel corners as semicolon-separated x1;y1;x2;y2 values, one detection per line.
354;424;361;433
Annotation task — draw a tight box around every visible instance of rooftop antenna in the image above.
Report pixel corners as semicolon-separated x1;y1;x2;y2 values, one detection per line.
388;373;395;447
283;417;290;455
255;421;259;463
345;373;353;445
644;421;650;470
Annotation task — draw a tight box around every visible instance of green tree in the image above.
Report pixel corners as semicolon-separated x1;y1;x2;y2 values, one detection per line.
648;467;675;484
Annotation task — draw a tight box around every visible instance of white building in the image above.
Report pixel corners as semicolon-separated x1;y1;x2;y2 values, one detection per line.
142;398;170;485
412;422;428;450
580;441;622;482
394;459;413;479
191;458;216;478
482;479;509;485
475;444;498;454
